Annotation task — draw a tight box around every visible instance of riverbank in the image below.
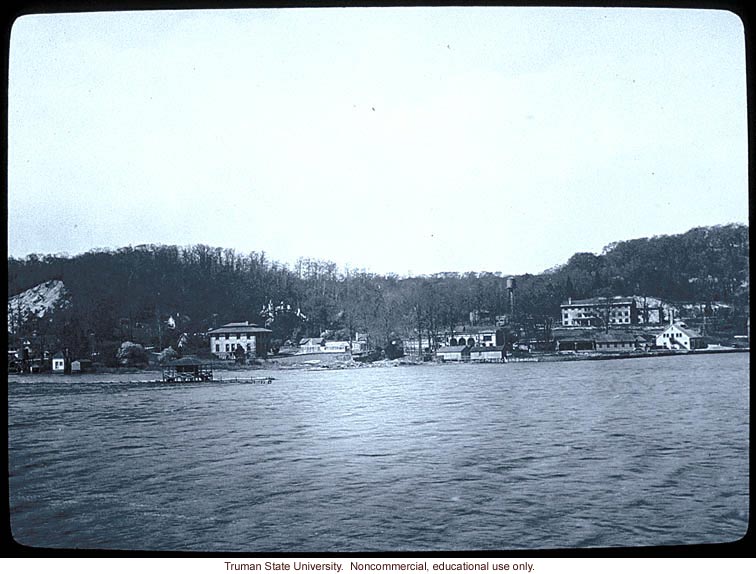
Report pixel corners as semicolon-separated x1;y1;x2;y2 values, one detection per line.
8;346;748;378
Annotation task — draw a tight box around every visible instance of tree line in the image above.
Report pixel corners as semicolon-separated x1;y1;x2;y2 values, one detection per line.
7;224;749;363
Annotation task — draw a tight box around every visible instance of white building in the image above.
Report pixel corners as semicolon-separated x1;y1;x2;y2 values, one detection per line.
208;321;272;359
298;338;351;354
444;326;503;348
436;346;471;362
52;352;66;373
656;322;707;351
298;338;325;354
561;297;637;327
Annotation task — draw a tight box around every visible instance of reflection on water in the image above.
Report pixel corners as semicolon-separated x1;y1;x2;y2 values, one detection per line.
8;353;749;552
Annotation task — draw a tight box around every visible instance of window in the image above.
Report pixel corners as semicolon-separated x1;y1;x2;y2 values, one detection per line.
225;333;229;339
215;344;220;352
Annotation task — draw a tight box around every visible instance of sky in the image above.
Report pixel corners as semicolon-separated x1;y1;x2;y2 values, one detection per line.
7;6;749;276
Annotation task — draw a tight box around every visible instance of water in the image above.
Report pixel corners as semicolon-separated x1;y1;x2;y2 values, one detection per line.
8;353;749;552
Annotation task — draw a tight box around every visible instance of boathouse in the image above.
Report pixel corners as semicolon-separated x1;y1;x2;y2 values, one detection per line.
656;322;707;351
594;332;638;352
555;334;596;352
162;356;213;382
436;345;471;362
469;346;506;362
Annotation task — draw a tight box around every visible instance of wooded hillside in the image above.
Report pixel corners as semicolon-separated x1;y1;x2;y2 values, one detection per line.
7;224;749;361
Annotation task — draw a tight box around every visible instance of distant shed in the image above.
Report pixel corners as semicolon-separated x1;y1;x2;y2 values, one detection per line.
71;359;93;373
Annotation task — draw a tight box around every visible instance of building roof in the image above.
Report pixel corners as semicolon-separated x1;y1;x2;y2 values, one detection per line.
52;351;65;359
666;322;703;339
167;356;206;366
300;337;325;346
555;334;596;343
594;332;637;343
437;345;471;353
451;325;499;335
561;297;635;307
209;321;272;335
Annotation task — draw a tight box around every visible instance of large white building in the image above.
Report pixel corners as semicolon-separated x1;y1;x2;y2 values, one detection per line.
656;322;707;351
208;321;272;359
560;297;637;327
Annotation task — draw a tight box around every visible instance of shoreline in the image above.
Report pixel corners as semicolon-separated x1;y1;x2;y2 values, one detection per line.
8;347;748;378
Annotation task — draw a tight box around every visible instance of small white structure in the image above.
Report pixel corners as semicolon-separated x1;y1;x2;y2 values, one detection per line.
469;346;505;362
299;338;325;354
656;322;707;351
52;352;66;373
298;338;351;354
323;341;350;353
436;345;471;362
351;333;369;356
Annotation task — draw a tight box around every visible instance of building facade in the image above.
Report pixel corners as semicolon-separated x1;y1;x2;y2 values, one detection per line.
208;321;272;359
443;326;504;348
469;346;506;362
52;352;66;373
561;297;638;327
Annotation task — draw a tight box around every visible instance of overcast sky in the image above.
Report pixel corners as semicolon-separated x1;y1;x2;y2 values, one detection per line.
7;7;748;276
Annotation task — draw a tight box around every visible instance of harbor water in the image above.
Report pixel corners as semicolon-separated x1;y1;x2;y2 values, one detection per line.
8;352;749;552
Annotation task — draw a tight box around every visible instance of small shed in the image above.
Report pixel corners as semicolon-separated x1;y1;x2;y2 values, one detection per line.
71;359;93;373
162;356;213;382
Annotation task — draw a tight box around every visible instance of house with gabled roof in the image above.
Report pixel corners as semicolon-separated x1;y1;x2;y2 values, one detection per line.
298;337;325;354
656;322;707;351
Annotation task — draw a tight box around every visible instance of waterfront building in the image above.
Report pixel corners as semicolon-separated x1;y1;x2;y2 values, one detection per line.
593;331;638;352
554;333;596;352
162;356;213;382
208;321;272;359
351;333;369;356
324;341;350;353
436;346;471;362
298;338;325;354
656;322;707;351
469;346;506;362
444;326;504;348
